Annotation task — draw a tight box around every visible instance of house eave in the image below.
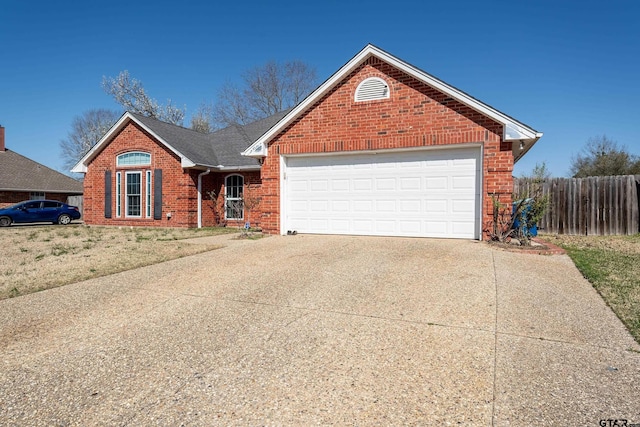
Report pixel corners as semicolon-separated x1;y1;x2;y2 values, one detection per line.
216;165;262;171
183;163;261;172
512;132;544;164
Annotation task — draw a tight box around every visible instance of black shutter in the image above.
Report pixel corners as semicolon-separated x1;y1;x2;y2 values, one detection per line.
153;169;162;220
104;170;112;218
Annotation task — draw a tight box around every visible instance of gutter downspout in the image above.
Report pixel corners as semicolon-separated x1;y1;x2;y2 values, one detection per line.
197;169;211;228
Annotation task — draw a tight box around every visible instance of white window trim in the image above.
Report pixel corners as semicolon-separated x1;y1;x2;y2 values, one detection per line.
116;172;122;217
125;171;142;218
117;151;151;167
30;191;45;200
145;170;152;218
225;174;244;220
355;77;390;102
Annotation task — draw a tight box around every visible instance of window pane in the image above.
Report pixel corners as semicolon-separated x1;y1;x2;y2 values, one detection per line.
116;172;121;217
126;173;141;216
146;171;152;218
225;175;244;219
226;199;243;219
117;152;151;166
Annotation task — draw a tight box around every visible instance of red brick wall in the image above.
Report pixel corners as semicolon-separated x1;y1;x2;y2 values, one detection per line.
82;120;262;229
259;58;513;237
0;192;75;208
83;121;196;227
201;171;262;228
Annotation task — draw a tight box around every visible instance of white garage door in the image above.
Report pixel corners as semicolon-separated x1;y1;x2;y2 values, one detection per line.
282;147;481;239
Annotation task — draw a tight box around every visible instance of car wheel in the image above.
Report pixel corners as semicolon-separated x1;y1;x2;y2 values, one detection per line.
0;216;11;227
57;214;71;225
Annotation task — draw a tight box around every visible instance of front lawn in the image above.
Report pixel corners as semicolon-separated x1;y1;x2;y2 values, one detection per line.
0;225;239;300
541;234;640;344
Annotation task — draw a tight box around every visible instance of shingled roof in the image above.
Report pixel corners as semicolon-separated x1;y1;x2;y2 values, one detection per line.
73;110;291;173
0;149;83;193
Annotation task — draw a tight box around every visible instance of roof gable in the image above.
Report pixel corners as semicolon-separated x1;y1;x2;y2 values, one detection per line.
72;111;285;173
243;44;542;161
71;112;203;173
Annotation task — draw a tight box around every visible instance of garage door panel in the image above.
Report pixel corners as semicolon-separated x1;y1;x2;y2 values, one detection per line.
332;180;350;191
399;221;421;233
353;219;374;232
452;199;474;213
425;176;447;190
353;179;373;191
290;200;309;212
310;180;329;191
309;200;329;212
290;180;308;192
399;177;421;190
330;219;350;232
284;148;480;239
452;221;475;237
376;220;396;232
376;200;396;212
332;200;350;212
452;176;475;190
375;178;396;191
425;199;447;214
399;199;421;213
353;200;373;212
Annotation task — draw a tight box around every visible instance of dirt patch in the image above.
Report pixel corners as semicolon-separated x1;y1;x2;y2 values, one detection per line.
0;225;239;299
486;238;565;255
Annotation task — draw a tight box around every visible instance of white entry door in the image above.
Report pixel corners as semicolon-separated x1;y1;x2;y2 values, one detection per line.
282;147;481;239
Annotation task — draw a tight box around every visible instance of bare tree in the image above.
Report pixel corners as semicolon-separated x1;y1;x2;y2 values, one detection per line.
190;103;213;134
60;109;121;171
102;71;185;125
211;60;317;127
571;135;640;177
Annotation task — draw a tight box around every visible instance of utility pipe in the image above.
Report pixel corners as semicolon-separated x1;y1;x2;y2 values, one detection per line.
197;168;211;228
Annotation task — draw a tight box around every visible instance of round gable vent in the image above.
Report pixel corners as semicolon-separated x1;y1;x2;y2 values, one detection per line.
355;77;389;102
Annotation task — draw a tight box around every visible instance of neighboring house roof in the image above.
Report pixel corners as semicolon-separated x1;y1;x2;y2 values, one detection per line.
0;149;83;193
243;44;543;162
72;110;290;173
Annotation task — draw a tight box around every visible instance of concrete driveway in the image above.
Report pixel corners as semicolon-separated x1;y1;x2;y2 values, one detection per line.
1;234;638;426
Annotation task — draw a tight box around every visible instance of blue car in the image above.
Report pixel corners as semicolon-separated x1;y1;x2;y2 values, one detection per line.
0;200;81;227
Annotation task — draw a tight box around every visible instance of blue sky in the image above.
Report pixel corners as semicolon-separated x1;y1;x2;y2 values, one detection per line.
1;0;638;177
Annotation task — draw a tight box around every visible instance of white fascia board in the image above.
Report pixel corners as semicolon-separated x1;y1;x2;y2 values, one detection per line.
181;158;197;168
71;163;87;173
242;141;267;158
71;112;198;172
216;165;261;171
242;44;541;158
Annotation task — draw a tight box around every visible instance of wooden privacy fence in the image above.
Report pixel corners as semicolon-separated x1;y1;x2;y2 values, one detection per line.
513;175;640;235
67;195;83;216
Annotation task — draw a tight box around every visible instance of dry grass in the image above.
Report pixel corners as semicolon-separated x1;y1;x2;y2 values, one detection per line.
0;225;239;299
540;233;640;343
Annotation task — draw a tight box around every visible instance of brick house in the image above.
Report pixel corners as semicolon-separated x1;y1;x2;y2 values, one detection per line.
73;45;541;239
0;126;83;208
